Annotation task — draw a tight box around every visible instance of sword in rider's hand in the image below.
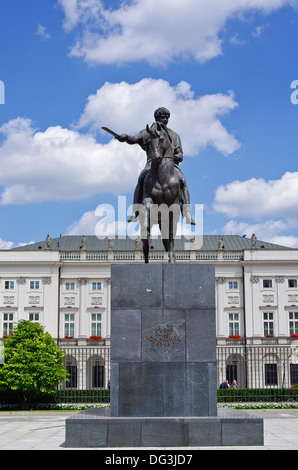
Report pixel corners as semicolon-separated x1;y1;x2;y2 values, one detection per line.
101;127;122;140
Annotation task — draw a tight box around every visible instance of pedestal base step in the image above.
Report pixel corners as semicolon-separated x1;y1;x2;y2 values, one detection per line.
65;407;264;448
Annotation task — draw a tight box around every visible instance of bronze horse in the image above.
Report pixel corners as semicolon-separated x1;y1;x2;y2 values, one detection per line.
139;123;181;263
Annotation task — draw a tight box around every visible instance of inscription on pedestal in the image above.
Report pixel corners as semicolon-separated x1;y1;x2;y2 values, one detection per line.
146;324;182;348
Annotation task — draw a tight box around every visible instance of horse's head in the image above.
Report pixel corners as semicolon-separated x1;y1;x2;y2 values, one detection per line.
146;122;172;164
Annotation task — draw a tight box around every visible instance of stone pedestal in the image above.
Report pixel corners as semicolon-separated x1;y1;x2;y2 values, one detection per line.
65;264;263;448
110;264;217;418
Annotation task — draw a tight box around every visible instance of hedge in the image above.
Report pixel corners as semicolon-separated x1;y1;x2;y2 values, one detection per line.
0;389;57;405
1;387;297;406
217;387;298;402
0;388;110;405
56;389;110;403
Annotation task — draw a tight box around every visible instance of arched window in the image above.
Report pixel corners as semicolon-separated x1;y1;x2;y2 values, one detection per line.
87;355;105;388
64;355;77;388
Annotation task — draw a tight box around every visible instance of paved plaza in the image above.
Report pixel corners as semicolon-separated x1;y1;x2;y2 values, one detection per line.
0;409;297;450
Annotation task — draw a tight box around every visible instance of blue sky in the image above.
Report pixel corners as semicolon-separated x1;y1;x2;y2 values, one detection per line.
1;0;298;247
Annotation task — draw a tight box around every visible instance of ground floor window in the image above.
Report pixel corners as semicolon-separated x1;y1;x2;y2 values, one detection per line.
290;364;298;386
265;363;278;385
92;363;104;387
3;313;14;336
65;364;77;388
226;364;237;385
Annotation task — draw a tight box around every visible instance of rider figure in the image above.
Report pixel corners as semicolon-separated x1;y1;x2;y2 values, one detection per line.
116;107;195;225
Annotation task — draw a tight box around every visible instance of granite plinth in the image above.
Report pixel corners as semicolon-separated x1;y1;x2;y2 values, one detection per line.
65;407;264;448
65;263;264;447
110;264;217;418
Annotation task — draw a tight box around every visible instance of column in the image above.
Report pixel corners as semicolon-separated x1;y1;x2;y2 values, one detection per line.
249;275;260;340
215;277;225;338
275;276;287;338
78;278;88;339
105;278;111;341
16;276;27;321
42;276;55;337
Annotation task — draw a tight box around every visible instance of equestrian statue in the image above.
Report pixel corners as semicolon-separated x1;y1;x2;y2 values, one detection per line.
102;107;194;263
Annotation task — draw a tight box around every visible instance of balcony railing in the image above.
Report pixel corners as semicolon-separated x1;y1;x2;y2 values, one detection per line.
60;250;244;263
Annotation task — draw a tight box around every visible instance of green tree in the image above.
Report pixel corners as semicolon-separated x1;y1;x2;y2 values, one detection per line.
0;320;68;409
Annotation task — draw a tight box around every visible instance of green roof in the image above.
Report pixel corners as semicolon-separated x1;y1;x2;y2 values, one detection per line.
13;235;289;252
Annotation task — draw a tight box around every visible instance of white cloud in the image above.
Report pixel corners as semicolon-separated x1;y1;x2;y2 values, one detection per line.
78;78;240;156
230;35;246;46
222;219;298;248
213;172;298;219
252;25;266;38
0;79;239;205
58;0;104;31
36;24;51;40
58;0;297;65
214;172;298;248
0;117;144;205
58;0;81;31
0;238;14;250
67;209;99;235
270;235;298;248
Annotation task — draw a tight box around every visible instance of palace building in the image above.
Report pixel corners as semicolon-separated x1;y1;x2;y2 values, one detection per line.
1;233;298;391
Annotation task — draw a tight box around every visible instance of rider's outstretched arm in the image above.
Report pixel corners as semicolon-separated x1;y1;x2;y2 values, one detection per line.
116;130;146;147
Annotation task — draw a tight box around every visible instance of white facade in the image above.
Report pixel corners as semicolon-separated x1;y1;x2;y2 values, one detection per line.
0;238;298;351
215;249;298;345
59;263;111;343
0;251;60;339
